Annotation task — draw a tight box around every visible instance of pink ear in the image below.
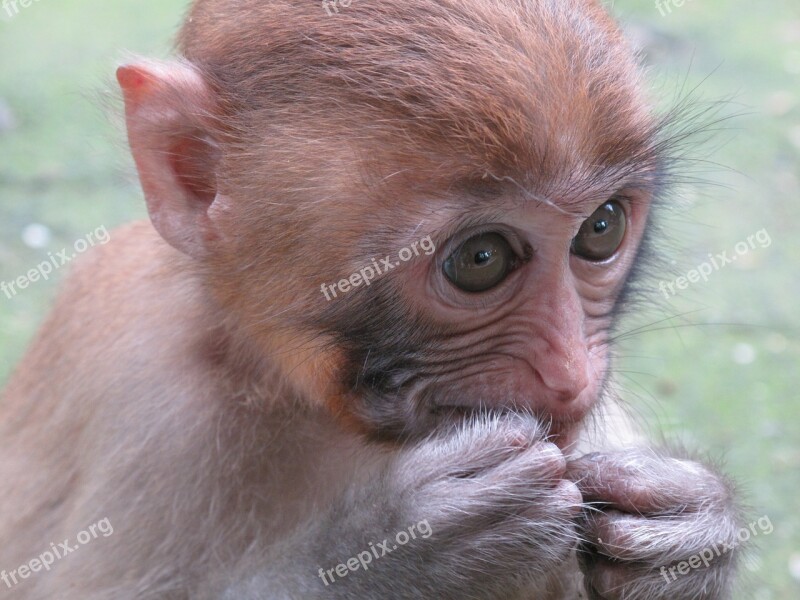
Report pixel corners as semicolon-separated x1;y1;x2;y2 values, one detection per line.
116;66;154;109
117;61;220;259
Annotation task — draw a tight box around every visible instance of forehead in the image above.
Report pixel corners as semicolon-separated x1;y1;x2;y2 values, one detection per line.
185;0;660;205
318;0;659;203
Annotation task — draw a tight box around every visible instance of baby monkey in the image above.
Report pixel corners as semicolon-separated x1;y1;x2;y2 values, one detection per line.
0;0;741;598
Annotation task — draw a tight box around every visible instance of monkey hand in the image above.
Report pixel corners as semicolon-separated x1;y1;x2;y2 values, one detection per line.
378;414;582;598
567;450;741;600
221;415;582;600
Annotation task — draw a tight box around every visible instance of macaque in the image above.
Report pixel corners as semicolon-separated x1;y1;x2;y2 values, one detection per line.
0;1;742;598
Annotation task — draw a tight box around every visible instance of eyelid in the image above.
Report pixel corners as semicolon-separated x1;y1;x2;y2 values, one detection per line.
608;195;632;216
440;225;527;265
583;195;628;218
574;197;629;234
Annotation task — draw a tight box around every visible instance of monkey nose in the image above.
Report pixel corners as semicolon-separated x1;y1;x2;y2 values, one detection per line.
532;346;592;418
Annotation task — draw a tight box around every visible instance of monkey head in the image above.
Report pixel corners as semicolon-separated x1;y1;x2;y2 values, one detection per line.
118;0;663;447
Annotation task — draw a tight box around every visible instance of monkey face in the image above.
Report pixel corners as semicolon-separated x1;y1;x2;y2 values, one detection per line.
311;179;653;448
182;0;664;447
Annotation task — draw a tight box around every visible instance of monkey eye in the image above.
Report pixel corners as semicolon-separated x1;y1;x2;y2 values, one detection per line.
443;232;517;293
571;200;627;262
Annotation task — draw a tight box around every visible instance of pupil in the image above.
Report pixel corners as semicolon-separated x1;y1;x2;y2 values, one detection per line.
593;219;608;234
475;250;492;264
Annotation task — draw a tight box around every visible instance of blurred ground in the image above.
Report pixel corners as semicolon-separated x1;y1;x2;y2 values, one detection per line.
0;0;798;597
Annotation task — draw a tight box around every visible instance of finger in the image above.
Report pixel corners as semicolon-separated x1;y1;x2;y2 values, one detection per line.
467;443;573;510
580;550;726;600
483;441;567;483
566;451;723;514
406;413;546;483
578;509;739;564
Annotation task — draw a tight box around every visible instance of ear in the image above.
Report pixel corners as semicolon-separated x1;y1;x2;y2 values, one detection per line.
117;60;221;259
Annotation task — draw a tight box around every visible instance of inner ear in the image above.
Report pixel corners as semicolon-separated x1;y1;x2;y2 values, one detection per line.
168;131;220;207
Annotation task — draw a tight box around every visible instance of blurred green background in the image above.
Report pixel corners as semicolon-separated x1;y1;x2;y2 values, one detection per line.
0;0;797;597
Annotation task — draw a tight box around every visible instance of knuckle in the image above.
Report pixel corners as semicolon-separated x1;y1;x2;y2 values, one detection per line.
555;479;583;512
526;441;566;475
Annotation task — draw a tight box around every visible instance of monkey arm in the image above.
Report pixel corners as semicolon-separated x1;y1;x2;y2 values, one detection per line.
221;415;585;600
